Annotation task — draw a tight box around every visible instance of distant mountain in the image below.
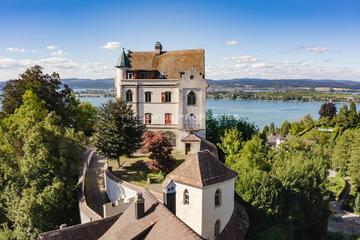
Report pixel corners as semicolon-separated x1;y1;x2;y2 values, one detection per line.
2;78;360;90
207;78;360;89
61;78;114;89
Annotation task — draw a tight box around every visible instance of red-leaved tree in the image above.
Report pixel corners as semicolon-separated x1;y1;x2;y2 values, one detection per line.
141;131;175;173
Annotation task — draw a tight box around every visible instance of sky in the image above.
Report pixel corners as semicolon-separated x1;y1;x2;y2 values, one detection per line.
0;0;360;81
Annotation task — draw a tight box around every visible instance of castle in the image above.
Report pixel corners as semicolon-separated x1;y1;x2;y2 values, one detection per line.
39;43;248;240
114;42;207;154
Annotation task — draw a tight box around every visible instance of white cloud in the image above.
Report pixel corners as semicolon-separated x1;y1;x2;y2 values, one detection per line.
101;42;121;50
32;50;37;53
225;55;258;63
302;46;329;53
6;47;26;53
225;40;239;46
0;56;113;79
206;57;360;80
47;45;58;50
50;50;67;56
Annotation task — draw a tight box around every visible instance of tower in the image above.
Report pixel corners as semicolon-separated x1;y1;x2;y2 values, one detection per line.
163;150;237;240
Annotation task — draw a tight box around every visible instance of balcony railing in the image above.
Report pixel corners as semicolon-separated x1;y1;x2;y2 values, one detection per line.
183;123;200;130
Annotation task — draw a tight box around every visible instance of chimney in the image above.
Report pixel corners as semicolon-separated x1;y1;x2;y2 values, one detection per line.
135;192;145;219
155;42;162;55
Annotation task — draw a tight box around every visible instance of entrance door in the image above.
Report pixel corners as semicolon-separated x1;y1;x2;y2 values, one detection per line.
166;193;176;214
185;143;191;155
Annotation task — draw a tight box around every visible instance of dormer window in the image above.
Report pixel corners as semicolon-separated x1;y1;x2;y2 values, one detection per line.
125;90;133;102
215;189;221;207
183;189;189;205
187;91;196;106
127;72;133;79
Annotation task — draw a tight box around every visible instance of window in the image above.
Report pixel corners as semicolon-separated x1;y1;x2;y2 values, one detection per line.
161;92;172;103
187;91;196;105
139;72;149;79
125;90;133;102
165;113;172;125
127;72;133;79
215;189;221;207
144;113;152;124
183;189;189;205
145;91;152;103
214;220;221;239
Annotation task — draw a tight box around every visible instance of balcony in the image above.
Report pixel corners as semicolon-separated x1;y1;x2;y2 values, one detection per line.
183;123;200;130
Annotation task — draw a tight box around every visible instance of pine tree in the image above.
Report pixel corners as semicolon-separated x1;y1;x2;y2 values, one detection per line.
94;99;144;167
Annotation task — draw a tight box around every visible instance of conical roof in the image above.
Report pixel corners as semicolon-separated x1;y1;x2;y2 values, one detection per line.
116;49;130;68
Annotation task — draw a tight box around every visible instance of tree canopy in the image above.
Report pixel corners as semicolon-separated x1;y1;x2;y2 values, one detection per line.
94;99;144;167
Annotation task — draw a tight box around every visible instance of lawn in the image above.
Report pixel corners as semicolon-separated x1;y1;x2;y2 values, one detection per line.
107;150;185;188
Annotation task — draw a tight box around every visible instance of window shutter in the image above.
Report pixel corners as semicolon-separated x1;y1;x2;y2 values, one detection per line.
161;92;165;103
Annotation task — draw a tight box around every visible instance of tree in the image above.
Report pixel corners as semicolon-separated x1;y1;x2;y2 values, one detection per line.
349;145;360;192
1;66;75;127
218;128;243;163
0;90;82;239
280;121;290;137
319;102;337;119
72;101;97;136
269;122;276;135
94;99;144;167
141;131;175;173
355;192;360;214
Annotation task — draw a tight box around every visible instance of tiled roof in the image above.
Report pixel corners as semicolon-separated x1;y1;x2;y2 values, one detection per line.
127;49;205;79
38;214;120;240
165;150;237;188
99;190;202;240
181;133;219;158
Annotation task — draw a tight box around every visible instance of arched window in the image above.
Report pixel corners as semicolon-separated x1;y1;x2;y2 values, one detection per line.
144;113;152;124
145;91;152;102
125;89;133;102
215;189;221;207
214;220;221;239
187;91;196;105
183;189;189;205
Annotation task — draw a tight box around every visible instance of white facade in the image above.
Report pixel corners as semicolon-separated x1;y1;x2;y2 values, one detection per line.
115;50;207;152
165;178;235;240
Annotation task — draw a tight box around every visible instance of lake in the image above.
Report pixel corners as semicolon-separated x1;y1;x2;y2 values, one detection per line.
79;96;351;129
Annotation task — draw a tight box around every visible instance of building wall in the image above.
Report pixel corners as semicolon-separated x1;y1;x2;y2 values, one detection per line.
201;178;235;240
173;182;203;236
115;68;207;152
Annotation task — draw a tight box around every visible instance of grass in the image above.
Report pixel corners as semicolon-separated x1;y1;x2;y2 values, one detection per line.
327;175;346;201
107;150;185;188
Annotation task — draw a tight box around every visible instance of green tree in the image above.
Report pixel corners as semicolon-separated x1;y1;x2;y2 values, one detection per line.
218;128;243;164
0;90;82;239
94;99;144;167
319;102;337;119
349;146;360;192
354;192;360;214
280;121;291;137
269;122;276;135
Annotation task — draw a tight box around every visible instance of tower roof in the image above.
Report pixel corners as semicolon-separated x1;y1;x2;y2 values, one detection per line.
116;48;130;68
164;150;237;188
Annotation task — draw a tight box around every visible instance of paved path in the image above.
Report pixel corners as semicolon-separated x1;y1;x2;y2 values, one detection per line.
84;151;109;217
